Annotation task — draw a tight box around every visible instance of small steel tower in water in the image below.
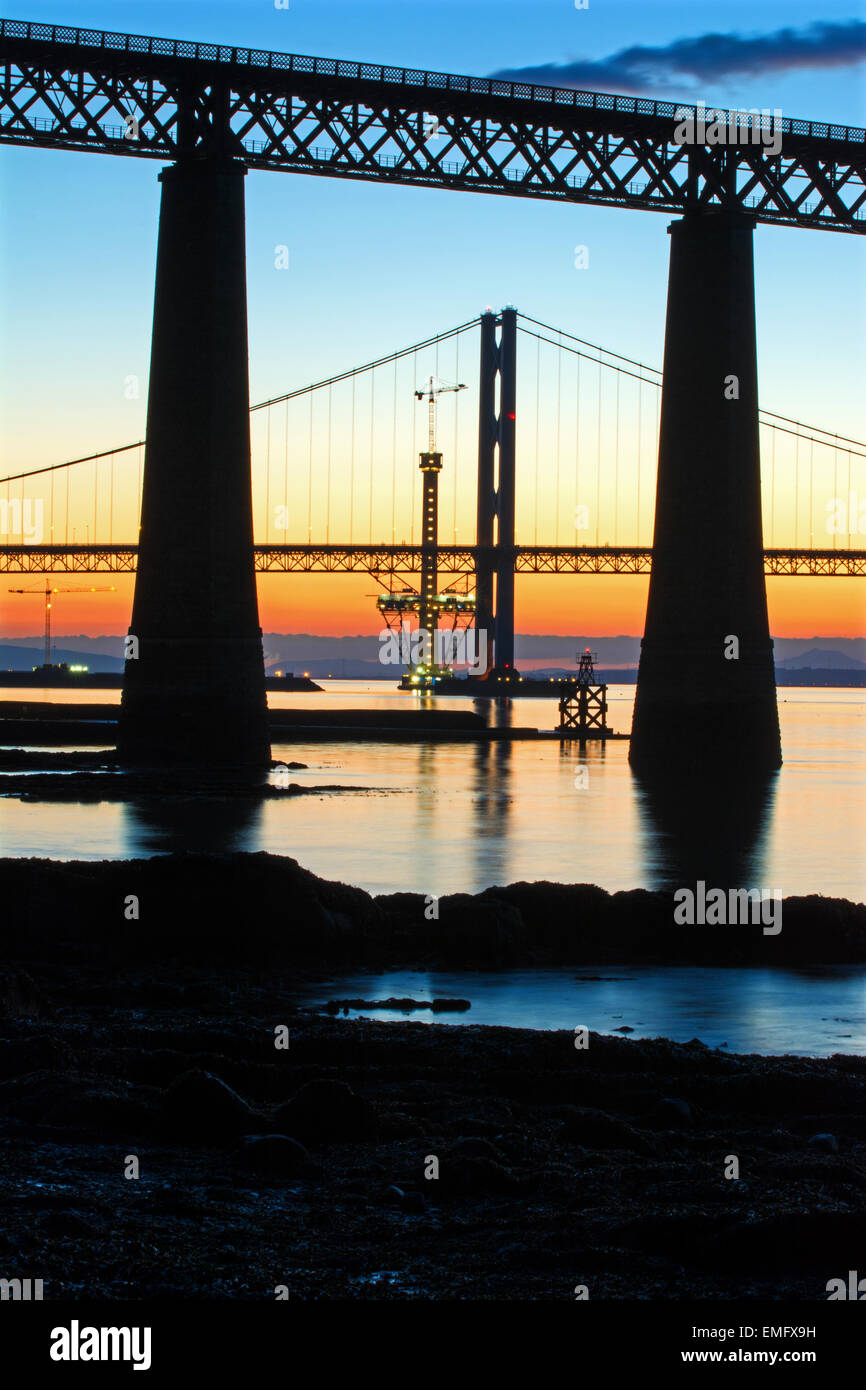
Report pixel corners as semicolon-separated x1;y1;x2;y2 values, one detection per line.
559;648;613;739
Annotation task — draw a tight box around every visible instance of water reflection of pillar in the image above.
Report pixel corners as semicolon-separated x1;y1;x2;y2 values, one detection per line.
634;769;777;894
123;794;263;856
485;697;515;730
412;738;440;894
470;733;513;887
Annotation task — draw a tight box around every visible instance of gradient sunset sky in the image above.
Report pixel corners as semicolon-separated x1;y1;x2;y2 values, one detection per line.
1;0;864;639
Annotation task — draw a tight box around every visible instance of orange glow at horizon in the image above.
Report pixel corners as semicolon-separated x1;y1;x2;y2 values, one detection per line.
0;573;863;641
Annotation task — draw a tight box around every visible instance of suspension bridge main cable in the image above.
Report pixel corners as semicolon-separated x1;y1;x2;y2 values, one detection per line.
0;317;481;486
5;312;862;511
517;314;866;455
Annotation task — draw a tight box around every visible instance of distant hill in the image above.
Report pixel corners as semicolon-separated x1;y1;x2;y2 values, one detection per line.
2;632;865;682
0;644;124;672
776;647;866;670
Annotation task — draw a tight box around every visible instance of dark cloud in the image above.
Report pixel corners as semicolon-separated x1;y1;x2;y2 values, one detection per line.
491;20;866;96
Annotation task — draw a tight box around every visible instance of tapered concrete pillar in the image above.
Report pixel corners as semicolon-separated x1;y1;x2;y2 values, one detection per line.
630;212;781;773
118;158;270;768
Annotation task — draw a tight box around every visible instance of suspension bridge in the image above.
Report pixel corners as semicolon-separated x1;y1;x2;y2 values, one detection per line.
3;311;862;575
1;18;864;771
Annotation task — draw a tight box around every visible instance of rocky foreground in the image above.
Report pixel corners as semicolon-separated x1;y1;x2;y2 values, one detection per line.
2;851;865;968
0;853;864;1300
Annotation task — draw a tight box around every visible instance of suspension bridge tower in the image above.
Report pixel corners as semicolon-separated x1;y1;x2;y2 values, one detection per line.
477;307;518;682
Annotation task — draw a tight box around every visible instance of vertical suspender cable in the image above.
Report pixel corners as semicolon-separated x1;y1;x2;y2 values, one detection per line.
574;352;580;541
794;433;800;548
534;335;540;545
307;393;313;541
391;358;397;542
410;350;417;543
284;396;289;540
453;333;459;543
847;445;853;549
349;375;355;543
770;427;775;546
555;330;562;544
369;371;375;543
636;378;642;545
809;438;814;548
326;384;332;544
595;352;602;547
265;408;271;543
613;372;620;544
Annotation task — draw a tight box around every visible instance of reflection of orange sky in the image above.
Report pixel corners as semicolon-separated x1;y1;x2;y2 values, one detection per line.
1;573;864;640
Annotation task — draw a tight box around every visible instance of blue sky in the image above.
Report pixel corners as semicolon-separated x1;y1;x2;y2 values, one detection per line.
2;0;864;450
0;0;864;637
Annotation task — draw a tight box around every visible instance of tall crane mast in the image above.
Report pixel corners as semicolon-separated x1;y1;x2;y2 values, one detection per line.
413;376;465;666
7;580;116;667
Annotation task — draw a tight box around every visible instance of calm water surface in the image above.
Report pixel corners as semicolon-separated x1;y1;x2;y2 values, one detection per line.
2;682;863;900
2;681;863;1056
294;964;866;1057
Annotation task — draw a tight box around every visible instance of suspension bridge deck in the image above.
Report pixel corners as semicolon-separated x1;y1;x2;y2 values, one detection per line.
0;544;862;577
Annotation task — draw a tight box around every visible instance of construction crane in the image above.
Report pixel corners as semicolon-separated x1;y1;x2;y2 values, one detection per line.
414;373;466;453
7;580;116;668
412;375;466;680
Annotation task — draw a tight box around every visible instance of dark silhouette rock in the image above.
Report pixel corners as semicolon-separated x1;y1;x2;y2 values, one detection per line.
559;1107;655;1154
0;968;43;1019
274;1079;377;1143
234;1134;310;1176
160;1069;254;1139
650;1097;693;1128
808;1132;839;1153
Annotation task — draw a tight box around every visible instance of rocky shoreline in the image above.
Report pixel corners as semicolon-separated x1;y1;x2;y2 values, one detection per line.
2;852;864;969
0;853;864;1300
1;962;864;1300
